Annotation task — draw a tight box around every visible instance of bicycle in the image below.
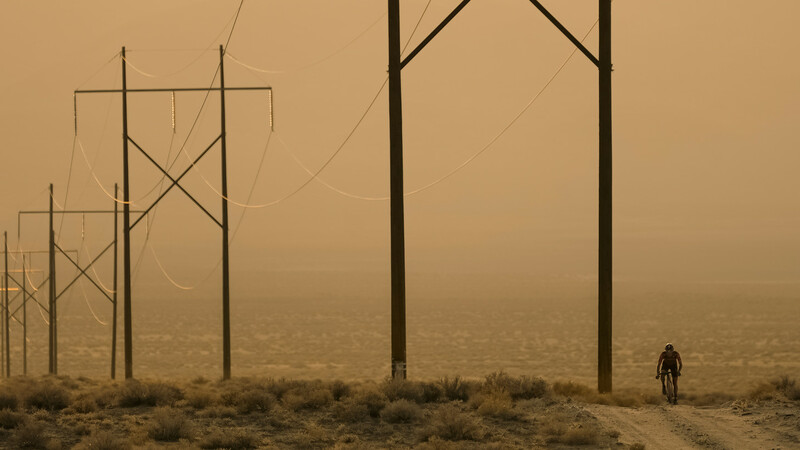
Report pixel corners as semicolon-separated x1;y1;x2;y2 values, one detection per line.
656;369;678;404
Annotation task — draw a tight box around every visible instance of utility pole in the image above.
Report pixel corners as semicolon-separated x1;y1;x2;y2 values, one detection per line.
219;45;232;381
22;254;27;376
388;0;407;380
121;46;133;380
4;232;9;377
112;184;118;379
597;0;613;394
48;183;56;374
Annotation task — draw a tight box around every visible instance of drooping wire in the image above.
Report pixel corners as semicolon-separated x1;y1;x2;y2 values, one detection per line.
224;10;386;75
179;75;388;208
275;132;387;201
81;241;115;294
401;0;433;57
48;185;64;210
271;19;601;201
76;137;133;205
120;6;239;79
148;243;195;291
403;26;597;196
78;278;108;326
57;136;78;239
75;52;118;91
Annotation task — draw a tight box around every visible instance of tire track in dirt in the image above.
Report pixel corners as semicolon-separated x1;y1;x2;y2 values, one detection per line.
585;403;788;449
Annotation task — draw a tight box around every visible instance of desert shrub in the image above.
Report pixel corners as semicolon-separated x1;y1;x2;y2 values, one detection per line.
199;427;262;449
382;378;425;403
0;391;19;410
24;383;71;411
117;380;151;407
471;391;517;420
223;388;276;414
332;398;371;422
76;430;131;450
561;427;600;445
147;407;193;442
773;375;796;392
483;372;548;400
192;376;210;385
552;381;594;398
422;405;485;442
282;387;333;411
380;399;423;424
748;382;779;401
199;405;238;419
438;376;471;402
57;375;80;391
68;397;98;414
13;420;47;448
87;385;117;409
147;381;184;406
772;376;800;400
0;409;26;429
539;415;570;442
784;385;800;401
265;378;295;400
419;381;444;403
186;389;218;410
353;387;388;418
118;380;182;407
329;380;351;401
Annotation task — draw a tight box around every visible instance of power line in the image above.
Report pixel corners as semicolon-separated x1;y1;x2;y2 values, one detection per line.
272;19;600;202
225;11;387;75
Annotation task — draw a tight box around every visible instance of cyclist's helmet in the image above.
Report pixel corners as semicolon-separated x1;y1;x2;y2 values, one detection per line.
665;343;674;351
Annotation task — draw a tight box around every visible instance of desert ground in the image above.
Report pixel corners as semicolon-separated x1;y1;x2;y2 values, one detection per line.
0;373;798;449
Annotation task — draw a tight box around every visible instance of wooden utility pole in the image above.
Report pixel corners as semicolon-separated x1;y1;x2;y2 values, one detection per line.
598;0;613;394
22;253;28;375
3;231;9;377
388;0;407;380
112;184;119;379
219;45;232;381
48;183;57;374
22;255;27;376
121;46;133;380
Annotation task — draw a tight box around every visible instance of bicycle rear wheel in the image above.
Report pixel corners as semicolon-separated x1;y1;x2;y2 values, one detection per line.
665;373;675;403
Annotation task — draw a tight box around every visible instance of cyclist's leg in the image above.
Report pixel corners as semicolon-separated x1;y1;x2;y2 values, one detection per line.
661;374;666;394
673;370;679;399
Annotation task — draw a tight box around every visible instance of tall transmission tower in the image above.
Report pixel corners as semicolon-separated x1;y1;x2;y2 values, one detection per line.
387;0;613;391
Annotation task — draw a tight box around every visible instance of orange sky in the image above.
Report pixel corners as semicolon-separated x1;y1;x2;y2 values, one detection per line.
1;0;798;300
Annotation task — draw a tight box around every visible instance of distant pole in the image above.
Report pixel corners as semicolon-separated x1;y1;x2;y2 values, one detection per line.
121;46;133;379
4;231;10;377
112;184;118;379
388;0;407;379
597;0;613;393
0;276;3;379
49;183;56;374
219;45;232;381
22;254;27;376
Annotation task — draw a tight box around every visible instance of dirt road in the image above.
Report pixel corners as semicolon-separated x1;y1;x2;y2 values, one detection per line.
585;401;800;449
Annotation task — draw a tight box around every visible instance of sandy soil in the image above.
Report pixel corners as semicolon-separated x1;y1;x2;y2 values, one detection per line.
585;400;800;449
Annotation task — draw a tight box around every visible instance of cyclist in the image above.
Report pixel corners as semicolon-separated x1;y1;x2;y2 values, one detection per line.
656;343;682;403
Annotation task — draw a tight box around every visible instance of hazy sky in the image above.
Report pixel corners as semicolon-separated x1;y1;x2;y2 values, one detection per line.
1;0;798;302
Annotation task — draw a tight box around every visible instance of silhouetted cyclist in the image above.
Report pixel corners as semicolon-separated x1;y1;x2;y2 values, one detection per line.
656;343;682;403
